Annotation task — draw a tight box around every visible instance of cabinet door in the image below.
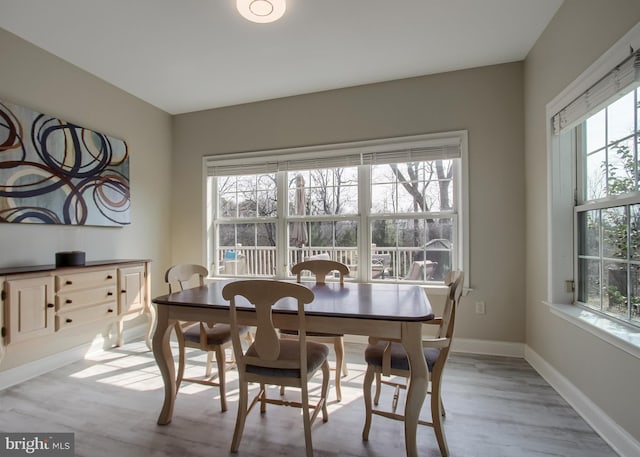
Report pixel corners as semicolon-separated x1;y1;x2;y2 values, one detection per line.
118;265;146;315
5;276;55;343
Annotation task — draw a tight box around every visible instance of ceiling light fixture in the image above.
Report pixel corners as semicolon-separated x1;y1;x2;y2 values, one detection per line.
236;0;286;23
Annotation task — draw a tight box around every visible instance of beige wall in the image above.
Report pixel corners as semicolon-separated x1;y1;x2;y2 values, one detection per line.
173;62;526;344
0;28;173;367
524;0;640;442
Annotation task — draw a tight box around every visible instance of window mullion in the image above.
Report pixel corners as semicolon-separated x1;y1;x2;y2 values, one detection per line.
276;171;288;278
633;90;640;191
599;209;604;312
626;205;632;320
209;176;218;275
359;164;371;282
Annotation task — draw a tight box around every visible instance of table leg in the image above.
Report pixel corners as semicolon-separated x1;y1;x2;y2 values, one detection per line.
144;302;156;351
153;305;176;425
401;322;428;457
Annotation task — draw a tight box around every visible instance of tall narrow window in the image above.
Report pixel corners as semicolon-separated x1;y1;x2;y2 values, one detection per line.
575;87;640;324
550;48;640;326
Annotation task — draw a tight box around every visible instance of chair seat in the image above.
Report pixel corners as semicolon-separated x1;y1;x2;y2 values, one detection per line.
279;328;343;338
246;339;329;378
183;323;249;346
364;341;440;372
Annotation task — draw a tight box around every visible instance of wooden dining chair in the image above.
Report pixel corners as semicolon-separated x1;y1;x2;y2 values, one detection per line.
279;259;349;401
361;270;464;457
222;279;330;457
165;264;251;412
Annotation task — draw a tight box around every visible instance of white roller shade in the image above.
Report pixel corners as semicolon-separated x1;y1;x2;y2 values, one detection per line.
207;132;463;176
552;50;640;135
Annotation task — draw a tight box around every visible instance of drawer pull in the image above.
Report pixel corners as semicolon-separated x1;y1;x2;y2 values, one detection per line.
108;308;114;313
65;318;73;323
121;290;126;294
65;280;73;285
47;303;54;308
66;299;73;304
107;291;113;296
107;275;113;279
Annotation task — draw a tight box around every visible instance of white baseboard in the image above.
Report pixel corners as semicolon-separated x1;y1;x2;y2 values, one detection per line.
0;345;92;391
345;334;525;358
525;345;640;457
0;325;148;391
451;337;525;357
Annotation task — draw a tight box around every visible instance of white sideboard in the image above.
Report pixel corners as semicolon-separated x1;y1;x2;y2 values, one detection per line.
0;259;153;364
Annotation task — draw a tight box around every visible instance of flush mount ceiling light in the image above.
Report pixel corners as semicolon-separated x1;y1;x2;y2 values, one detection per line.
237;0;286;23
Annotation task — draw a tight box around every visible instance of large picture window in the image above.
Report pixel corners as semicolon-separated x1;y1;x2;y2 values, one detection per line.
205;132;468;285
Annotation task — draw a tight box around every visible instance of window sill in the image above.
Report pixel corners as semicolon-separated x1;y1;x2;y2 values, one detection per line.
545;301;640;359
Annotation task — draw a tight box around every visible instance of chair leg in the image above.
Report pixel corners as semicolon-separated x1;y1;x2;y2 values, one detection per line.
321;360;329;422
430;374;449;457
301;381;314;457
231;379;248;453
333;338;344;402
341;343;349;376
373;371;382;405
260;383;267;414
215;346;227;412
205;351;214;378
362;365;375;441
175;323;186;393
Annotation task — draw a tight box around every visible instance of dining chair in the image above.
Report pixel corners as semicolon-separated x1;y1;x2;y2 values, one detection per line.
222;279;330;457
279;259;349;401
165;264;251;412
361;270;464;457
404;260;437;280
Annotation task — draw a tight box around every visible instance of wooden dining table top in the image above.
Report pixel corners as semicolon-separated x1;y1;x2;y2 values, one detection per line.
152;278;434;322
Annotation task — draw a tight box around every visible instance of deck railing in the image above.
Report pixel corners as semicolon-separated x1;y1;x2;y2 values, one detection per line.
216;245;449;280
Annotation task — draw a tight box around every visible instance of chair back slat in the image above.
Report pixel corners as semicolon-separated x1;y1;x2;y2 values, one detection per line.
223;279;315;371
254;302;280;361
291;259;349;284
165;264;208;293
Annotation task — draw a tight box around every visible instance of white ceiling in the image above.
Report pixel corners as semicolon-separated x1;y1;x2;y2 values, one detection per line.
0;0;563;115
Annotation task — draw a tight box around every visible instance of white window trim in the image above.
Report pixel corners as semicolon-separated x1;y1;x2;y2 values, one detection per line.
202;131;470;290
546;21;640;353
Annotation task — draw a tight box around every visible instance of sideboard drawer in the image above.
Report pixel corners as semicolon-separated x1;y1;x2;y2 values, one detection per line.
56;302;117;330
56;285;117;310
56;269;117;292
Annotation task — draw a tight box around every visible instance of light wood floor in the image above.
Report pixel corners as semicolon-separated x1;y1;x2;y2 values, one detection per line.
0;340;617;457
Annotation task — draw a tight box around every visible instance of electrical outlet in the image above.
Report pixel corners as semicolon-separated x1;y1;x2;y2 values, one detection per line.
475;301;486;314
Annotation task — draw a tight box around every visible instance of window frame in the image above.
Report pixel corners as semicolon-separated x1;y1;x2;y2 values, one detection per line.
573;97;640;324
204;131;469;290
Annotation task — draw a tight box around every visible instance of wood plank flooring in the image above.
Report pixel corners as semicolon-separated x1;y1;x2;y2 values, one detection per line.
0;341;617;457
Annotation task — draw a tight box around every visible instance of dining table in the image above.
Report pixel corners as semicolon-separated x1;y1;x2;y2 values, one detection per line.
152;278;434;457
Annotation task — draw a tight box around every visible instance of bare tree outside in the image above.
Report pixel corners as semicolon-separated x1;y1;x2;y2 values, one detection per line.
214;159;455;280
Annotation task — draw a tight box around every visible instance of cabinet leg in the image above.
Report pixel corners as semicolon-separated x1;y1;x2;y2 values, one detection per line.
116;319;124;347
